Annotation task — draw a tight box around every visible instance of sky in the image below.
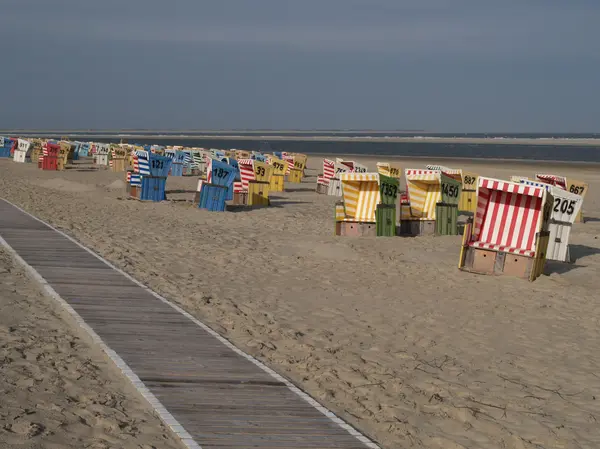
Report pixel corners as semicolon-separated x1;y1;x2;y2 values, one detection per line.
1;0;599;132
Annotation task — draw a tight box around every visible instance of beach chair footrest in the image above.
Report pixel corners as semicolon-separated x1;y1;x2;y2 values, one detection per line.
336;221;376;237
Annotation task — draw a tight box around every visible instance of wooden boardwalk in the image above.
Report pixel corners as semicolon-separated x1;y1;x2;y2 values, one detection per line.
0;199;378;449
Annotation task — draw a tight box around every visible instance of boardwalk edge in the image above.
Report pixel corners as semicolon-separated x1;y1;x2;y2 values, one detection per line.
0;198;381;449
0;202;203;449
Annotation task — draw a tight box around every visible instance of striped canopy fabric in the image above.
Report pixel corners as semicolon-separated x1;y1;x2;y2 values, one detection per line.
237;158;255;190
376;162;391;177
282;154;294;174
128;173;142;186
518;178;552;191
317;175;330;186
471;177;547;257
405;169;442;219
339;173;380;222
323;159;335;179
535;174;567;189
134;150;150;175
426;164;463;182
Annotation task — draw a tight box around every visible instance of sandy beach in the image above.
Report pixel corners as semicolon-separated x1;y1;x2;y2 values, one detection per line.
0;247;184;448
1;156;600;449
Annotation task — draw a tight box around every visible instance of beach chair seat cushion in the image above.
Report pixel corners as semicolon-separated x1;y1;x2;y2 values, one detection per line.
469;241;535;258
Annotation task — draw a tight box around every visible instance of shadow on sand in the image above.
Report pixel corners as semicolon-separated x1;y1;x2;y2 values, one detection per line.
544;244;600;274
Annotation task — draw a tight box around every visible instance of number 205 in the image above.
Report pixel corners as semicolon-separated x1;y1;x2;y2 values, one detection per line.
553;198;576;215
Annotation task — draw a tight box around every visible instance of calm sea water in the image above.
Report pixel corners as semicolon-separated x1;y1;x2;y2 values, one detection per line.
82;136;600;163
8;131;600;163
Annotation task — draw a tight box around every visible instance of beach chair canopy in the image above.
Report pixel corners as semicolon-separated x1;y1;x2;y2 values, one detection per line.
165;149;188;164
470;177;549;257
518;179;583;225
322;159;335;179
404;169;442;219
377;162;402;178
134;150;150;175
426;164;463;181
339;173;383;222
268;156;288;176
352;162;368;173
17;139;31;153
208;159;238;188
376;162;390;177
535;174;567;189
238;158;256;190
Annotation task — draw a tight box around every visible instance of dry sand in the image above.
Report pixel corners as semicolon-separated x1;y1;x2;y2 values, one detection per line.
1;156;600;449
0;248;185;448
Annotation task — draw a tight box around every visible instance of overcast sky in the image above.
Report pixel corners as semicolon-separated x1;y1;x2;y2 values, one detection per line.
1;0;599;131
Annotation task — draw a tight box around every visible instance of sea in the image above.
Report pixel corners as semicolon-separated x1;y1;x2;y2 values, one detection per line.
10;131;600;163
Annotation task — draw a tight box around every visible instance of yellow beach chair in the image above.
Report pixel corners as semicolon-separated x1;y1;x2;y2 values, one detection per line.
335;173;398;237
401;169;462;236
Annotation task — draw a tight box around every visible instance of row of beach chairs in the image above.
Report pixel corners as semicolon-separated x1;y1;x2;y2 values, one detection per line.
326;160;589;281
2;136;309;210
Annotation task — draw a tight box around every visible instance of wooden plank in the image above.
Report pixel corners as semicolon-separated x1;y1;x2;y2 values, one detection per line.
0;200;374;449
24;259;110;269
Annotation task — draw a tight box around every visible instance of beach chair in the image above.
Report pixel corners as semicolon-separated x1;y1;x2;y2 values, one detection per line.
180;150;195;176
460;171;479;214
188;149;207;177
335;173;398;237
266;155;288;193
94;144;110;166
426;164;478;214
327;160;351;197
515;179;583;263
165;149;188;176
401;169;462;235
29;140;42;165
376;162;402;179
285;154;304;184
108;145;128;172
57;141;75;170
129;151;172;201
536;174;588;223
252;151;268;162
42;143;60;170
238;159;272;207
13;139;32;163
197;159;237;211
1;137;18;158
77;142;90;157
126;172;142;197
216;157;241;202
316;159;335;194
235;149;252;160
459;177;553;281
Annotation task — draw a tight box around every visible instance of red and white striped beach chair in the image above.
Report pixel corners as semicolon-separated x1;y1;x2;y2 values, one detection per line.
459;177;553;281
316;159;335;194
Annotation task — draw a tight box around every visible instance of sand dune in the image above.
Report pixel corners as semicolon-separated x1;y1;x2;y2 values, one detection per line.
1;156;599;448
